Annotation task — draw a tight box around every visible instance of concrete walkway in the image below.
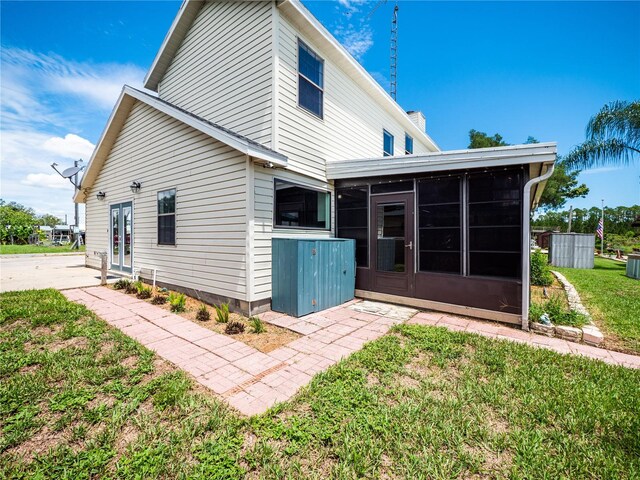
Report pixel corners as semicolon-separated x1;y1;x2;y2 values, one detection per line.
0;254;113;292
63;287;415;415
408;312;640;369
63;287;640;416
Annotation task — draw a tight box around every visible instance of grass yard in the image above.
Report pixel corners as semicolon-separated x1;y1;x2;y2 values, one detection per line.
555;257;640;354
0;244;86;255
1;290;639;479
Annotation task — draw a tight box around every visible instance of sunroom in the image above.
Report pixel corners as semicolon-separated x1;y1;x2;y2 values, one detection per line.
327;143;557;328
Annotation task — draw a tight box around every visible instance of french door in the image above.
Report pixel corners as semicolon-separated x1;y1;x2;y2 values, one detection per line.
110;202;133;273
370;193;414;296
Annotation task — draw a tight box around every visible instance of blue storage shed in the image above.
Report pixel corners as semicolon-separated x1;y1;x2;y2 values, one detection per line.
272;238;356;317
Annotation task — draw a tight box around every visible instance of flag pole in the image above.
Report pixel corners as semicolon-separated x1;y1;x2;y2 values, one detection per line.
601;199;604;256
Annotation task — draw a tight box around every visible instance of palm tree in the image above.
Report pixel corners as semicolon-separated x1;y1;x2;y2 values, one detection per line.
564;100;640;169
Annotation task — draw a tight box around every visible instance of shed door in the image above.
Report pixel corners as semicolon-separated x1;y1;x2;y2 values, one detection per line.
371;193;414;296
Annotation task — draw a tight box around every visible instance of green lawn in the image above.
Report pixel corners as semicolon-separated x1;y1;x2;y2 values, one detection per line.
555;257;640;354
1;290;639;479
0;244;85;255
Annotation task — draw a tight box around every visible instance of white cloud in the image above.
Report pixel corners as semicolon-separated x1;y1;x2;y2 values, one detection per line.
1;46;143;227
21;173;71;190
340;27;374;60
581;167;624;175
43;134;95;161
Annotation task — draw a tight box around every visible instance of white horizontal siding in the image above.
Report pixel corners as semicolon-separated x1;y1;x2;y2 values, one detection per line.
85;101;249;300
158;1;274;146
277;15;432;181
251;165;334;301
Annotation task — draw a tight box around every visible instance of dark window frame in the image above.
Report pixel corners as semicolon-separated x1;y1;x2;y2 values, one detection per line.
405;133;413;154
157;188;176;246
383;129;394;156
297;39;324;119
273;178;331;231
336;186;370;268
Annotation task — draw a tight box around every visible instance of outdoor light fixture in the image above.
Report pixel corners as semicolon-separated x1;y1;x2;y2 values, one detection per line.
96;191;106;201
130;181;141;193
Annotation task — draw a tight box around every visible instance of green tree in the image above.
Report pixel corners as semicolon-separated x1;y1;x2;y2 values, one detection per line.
0;200;38;244
467;132;589;210
467;129;508;149
564;100;640;169
37;214;62;228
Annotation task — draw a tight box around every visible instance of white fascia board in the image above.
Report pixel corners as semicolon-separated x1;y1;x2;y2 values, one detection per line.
280;0;440;152
326;143;557;179
143;0;203;91
75;85;287;203
123;87;287;166
73;88;135;203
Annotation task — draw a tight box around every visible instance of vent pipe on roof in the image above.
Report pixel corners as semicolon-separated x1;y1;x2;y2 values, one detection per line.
406;110;426;133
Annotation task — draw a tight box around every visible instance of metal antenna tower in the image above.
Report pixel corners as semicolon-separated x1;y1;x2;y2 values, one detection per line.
390;3;398;101
367;0;399;101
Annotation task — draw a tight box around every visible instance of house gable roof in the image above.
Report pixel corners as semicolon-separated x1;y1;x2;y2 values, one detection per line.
143;0;440;153
75;85;287;203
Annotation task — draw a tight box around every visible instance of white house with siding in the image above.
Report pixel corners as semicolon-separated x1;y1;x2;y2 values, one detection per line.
77;0;556;328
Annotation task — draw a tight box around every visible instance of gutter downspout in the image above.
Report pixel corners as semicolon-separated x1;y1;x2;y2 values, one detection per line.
521;162;555;330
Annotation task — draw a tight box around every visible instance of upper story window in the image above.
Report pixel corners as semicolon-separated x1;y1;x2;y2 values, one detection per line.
274;179;330;230
157;188;176;245
383;130;394;156
298;40;324;118
405;133;413;154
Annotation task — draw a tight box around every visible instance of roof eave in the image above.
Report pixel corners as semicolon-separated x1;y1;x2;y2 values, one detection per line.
326;143;557;180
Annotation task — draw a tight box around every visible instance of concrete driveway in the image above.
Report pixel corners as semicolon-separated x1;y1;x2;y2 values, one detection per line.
0;254;115;292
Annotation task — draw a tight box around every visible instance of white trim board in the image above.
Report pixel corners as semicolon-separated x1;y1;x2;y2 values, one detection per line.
326;143;557;180
75;85;288;203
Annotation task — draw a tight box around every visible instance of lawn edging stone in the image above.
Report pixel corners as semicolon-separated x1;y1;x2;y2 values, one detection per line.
550;270;604;346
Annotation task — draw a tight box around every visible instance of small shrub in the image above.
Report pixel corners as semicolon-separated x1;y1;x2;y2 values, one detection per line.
113;279;131;290
215;303;230;323
529;294;589;328
169;292;186;313
151;294;167;305
249;316;265;334
137;286;152;299
530;251;553;287
125;281;139;295
224;321;245;335
196;304;210;322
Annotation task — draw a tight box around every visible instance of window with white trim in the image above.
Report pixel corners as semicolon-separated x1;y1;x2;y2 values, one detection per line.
157;189;176;245
405;133;413;154
274;179;330;229
298;40;324;118
383;130;394;156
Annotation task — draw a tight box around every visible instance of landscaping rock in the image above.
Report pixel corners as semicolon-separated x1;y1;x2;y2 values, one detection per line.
531;322;555;337
582;326;604;346
555;325;582;342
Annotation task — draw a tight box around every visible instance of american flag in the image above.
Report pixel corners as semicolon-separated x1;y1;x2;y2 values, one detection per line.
596;218;604;240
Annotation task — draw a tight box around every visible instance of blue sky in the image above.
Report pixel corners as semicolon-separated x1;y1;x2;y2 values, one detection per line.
1;1;639;225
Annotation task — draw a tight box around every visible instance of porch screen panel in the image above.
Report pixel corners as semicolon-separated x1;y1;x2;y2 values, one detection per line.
468;169;522;278
337;187;368;267
417;176;462;274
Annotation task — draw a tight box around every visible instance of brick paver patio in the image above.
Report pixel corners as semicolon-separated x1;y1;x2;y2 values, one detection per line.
63;287;640;416
63;287;414;415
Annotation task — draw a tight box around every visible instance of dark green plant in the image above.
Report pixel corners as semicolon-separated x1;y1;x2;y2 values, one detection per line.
224;321;245;335
530;294;589;328
196;304;210;322
531;251;553;287
151;294;167;305
215;303;230;323
249;316;265;334
113;279;131;290
125;281;139;295
169;292;186;313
